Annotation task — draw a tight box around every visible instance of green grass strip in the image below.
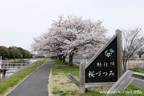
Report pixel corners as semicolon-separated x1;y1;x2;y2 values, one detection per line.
0;58;47;94
51;59;79;77
51;59;68;65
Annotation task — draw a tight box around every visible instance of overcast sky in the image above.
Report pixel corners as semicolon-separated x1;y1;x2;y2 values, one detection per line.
0;0;144;51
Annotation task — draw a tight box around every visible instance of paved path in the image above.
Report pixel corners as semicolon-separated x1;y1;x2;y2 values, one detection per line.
7;58;55;96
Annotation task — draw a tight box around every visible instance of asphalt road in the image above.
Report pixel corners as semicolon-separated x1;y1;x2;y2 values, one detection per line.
7;58;55;96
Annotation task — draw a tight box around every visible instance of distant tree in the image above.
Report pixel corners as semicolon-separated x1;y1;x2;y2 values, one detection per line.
9;47;22;59
123;28;144;71
17;47;24;58
0;46;32;59
0;46;10;59
23;49;32;58
137;49;144;58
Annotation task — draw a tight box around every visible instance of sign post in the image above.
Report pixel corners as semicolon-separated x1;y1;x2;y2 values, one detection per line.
116;29;122;79
80;62;85;93
0;56;2;68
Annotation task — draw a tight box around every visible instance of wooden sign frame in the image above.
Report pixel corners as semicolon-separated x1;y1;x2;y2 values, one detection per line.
66;29;123;93
85;29;122;88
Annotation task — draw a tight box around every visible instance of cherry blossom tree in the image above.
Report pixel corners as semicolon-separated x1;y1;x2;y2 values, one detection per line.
31;31;62;58
31;15;108;66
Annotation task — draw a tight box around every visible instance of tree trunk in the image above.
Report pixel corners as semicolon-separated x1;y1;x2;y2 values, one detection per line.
69;54;74;66
55;56;58;59
58;55;62;61
123;60;127;72
62;55;66;64
52;56;57;59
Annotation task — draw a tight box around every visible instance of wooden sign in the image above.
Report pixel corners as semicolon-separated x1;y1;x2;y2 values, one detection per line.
85;30;122;87
86;37;117;83
66;30;122;93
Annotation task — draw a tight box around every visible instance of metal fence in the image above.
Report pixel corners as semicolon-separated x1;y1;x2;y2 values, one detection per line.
66;58;144;70
66;58;89;65
127;60;144;70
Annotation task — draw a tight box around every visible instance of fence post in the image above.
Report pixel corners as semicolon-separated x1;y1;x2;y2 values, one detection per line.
0;72;1;80
0;56;2;68
2;70;6;79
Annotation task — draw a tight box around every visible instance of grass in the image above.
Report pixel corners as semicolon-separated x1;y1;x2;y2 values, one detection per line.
130;68;144;79
0;58;46;95
49;59;144;96
51;59;68;65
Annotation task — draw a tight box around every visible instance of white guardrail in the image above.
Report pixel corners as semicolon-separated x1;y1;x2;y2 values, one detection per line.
1;63;28;69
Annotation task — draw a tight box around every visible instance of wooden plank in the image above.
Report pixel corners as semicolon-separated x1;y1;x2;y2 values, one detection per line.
119;77;134;90
80;63;85;93
66;73;80;88
85;82;115;88
116;29;122;79
107;70;133;94
133;72;144;76
107;70;144;94
132;78;144;88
